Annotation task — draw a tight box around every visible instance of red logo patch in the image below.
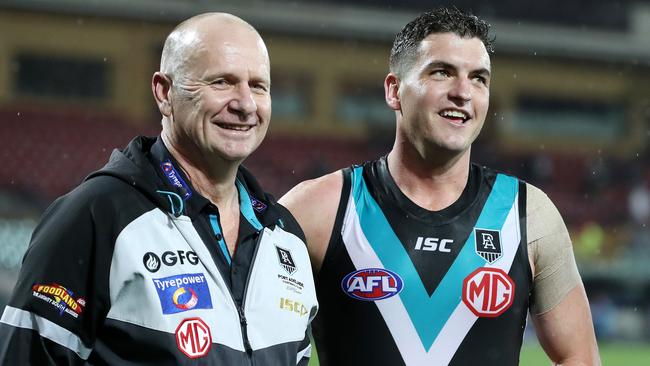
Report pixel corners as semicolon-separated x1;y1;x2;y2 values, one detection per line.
462;267;515;317
31;283;85;318
175;317;212;358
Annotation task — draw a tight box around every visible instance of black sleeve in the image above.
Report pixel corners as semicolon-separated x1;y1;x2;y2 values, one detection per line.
0;181;116;365
296;323;314;366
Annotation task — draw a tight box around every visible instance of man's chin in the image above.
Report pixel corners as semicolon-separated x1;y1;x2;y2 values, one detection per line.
214;146;258;163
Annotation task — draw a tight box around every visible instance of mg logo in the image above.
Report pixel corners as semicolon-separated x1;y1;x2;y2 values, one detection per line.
462;267;515;317
175;317;212;358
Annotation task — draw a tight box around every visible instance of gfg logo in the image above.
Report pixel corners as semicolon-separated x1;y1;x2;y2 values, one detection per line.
143;252;161;272
143;251;199;273
462;267;514;317
341;268;403;301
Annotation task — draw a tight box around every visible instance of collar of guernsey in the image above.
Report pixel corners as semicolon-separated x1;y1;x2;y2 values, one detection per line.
347;165;519;351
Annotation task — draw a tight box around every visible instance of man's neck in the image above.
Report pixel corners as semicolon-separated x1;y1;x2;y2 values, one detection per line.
387;144;471;212
162;135;240;210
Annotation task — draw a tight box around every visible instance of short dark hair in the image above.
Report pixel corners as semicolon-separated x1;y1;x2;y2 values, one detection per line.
389;7;494;77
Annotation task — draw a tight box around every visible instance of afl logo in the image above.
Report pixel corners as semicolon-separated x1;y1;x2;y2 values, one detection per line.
341;268;403;301
143;252;161;273
462;267;515;317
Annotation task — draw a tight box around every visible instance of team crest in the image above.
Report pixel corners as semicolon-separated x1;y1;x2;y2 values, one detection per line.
474;228;502;264
275;246;297;275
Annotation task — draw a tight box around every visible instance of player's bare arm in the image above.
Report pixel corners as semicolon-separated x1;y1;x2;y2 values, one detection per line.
280;170;343;272
527;184;600;365
533;285;600;365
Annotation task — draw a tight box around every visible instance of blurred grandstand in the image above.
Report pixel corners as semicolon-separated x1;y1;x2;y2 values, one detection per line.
0;0;649;348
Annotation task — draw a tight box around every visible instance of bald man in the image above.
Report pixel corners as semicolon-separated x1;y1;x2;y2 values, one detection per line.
0;13;317;365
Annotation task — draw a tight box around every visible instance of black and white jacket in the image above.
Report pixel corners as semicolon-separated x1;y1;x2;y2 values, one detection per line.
0;136;318;365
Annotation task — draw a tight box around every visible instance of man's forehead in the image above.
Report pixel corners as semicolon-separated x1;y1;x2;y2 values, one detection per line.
417;33;491;69
170;25;269;77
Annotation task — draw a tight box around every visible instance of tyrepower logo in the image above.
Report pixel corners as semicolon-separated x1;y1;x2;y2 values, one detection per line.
161;160;192;200
462;267;515;317
341;268;403;301
153;273;213;314
175;317;212;359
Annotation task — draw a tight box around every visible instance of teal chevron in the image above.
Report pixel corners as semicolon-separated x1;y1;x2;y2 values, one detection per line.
350;166;518;351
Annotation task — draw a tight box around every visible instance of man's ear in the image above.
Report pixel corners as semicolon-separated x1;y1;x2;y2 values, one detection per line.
152;72;173;116
384;73;401;111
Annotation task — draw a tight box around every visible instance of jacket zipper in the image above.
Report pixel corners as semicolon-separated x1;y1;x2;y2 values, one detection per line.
238;228;265;362
237;305;252;355
210;214;262;362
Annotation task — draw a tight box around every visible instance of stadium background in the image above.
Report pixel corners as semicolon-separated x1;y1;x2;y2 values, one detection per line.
0;0;648;363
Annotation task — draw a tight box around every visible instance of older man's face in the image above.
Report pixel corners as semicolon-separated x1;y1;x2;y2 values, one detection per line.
167;24;271;163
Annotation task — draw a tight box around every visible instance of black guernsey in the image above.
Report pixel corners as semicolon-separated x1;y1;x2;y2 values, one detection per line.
314;157;532;366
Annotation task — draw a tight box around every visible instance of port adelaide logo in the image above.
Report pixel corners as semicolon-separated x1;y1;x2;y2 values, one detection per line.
341;268;403;301
474;228;502;264
275;246;297;275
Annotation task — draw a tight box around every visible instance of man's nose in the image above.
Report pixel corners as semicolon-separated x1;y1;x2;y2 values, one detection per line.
229;84;257;118
448;77;472;104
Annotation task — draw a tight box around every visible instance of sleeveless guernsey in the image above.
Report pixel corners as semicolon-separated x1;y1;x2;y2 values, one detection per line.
314;157;532;366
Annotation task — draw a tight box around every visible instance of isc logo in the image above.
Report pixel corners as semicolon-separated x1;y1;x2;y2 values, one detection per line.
279;297;308;316
414;237;453;252
462;267;515;317
175;317;212;358
341;268;403;301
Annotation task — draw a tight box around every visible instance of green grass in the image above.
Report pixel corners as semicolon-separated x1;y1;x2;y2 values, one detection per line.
308;342;650;365
520;343;650;365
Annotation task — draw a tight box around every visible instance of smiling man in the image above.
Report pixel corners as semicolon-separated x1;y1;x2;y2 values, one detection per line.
0;13;317;365
280;7;599;366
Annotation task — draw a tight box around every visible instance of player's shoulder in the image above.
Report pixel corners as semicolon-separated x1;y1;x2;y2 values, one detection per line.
280;170;344;208
521;181;570;247
523;181;560;217
473;163;561;217
473;163;526;185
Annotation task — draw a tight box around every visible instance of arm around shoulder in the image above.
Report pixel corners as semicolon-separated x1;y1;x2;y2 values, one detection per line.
279;171;343;273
